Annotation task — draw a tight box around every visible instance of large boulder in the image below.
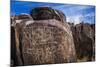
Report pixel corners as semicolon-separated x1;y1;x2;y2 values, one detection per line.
30;7;66;22
21;19;76;65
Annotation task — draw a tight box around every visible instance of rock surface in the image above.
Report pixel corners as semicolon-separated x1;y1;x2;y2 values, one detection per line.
30;7;66;22
69;23;95;61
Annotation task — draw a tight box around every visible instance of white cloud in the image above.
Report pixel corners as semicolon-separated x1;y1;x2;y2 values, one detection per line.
65;5;92;13
84;12;95;17
74;16;81;24
67;15;83;25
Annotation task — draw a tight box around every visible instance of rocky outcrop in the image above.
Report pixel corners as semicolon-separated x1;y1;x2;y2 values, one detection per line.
11;7;76;66
11;7;95;66
70;23;95;61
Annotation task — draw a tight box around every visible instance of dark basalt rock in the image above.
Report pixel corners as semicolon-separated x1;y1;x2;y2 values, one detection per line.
12;19;76;66
30;7;66;22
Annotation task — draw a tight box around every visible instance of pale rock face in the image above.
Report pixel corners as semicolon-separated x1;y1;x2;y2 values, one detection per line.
25;20;34;25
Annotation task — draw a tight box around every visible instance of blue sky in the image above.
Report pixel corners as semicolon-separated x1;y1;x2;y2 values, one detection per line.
11;1;95;24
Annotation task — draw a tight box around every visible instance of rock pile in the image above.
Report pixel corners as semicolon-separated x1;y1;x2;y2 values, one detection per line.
11;7;76;66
